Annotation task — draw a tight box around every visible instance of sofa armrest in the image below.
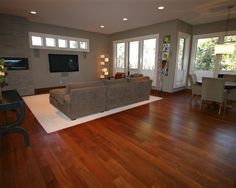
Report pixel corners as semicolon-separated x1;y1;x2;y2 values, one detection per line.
50;88;67;105
67;86;106;118
63;94;71;104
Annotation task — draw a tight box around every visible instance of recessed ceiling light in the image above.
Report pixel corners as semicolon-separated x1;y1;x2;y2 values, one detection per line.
123;18;128;21
158;6;165;10
30;11;37;15
100;25;105;28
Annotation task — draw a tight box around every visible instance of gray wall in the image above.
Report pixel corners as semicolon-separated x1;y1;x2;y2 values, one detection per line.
0;14;109;95
192;18;236;35
1;13;235;95
177;20;192;34
28;22;109;89
108;19;192;92
0;14;34;95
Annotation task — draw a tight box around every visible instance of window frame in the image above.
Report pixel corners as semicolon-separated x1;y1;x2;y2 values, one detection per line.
177;37;185;71
113;34;159;73
174;32;191;89
190;31;236;78
191;33;220;71
220;35;236;72
115;42;126;69
45;37;56;48
29;32;89;52
58;38;68;48
142;38;157;70
31;35;43;47
128;40;140;70
69;40;79;49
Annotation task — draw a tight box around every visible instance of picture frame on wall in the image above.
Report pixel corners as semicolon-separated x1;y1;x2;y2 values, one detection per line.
161;35;171;76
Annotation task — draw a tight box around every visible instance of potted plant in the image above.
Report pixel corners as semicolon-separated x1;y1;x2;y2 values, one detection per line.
0;58;7;102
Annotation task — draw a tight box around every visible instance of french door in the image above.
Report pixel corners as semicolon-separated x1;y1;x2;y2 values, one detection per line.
114;34;159;87
174;32;191;88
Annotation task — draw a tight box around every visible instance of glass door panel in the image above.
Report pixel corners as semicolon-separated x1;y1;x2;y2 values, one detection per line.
128;41;139;70
141;38;157;86
174;33;191;88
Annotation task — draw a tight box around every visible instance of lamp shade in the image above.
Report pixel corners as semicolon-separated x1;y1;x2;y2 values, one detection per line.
0;64;5;76
102;68;108;72
215;43;235;54
104;71;109;75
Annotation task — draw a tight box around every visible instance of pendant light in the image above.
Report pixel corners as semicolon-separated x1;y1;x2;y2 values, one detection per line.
215;5;235;54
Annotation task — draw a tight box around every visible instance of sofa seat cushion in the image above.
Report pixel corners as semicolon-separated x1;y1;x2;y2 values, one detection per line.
50;88;66;105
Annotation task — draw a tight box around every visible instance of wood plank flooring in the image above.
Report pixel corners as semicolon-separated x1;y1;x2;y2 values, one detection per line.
0;91;236;188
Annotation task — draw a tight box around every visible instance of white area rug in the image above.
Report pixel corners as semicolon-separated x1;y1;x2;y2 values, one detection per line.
23;94;162;133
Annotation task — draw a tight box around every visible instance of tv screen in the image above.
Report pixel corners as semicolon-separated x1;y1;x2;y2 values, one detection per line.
48;54;79;72
3;57;29;70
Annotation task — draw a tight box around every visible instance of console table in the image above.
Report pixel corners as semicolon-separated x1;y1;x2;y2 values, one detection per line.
0;90;29;146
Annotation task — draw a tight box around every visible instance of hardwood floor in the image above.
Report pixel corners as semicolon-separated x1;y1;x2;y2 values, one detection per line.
1;91;236;188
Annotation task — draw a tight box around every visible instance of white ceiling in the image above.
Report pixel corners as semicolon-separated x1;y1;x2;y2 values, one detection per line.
0;0;236;34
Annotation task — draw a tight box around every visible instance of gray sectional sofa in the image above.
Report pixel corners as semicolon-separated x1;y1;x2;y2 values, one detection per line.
49;77;152;120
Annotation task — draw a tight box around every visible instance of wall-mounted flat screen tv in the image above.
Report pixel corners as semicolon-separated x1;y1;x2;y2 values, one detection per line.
3;57;29;70
48;54;79;72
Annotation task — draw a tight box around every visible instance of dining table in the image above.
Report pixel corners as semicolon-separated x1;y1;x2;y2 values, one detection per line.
197;80;236;89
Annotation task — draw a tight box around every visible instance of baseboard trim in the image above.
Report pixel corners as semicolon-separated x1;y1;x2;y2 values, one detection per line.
35;86;66;94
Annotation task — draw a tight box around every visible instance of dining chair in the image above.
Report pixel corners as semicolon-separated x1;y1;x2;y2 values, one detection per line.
200;77;227;115
223;74;236;82
188;74;202;104
227;89;236;101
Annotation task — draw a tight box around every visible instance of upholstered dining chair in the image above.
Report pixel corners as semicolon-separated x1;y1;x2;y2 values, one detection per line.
227;89;236;102
223;74;236;82
200;77;227;115
222;74;236;102
188;74;202;104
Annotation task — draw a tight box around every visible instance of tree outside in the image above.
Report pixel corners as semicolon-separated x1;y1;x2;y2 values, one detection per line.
194;37;218;70
220;35;236;71
116;43;125;69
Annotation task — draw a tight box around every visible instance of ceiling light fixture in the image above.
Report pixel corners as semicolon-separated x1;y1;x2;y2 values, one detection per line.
100;25;105;28
215;5;235;54
30;11;37;15
158;6;165;10
123;18;128;21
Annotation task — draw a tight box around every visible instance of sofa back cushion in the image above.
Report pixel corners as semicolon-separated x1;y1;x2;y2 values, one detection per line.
50;88;67;105
66;80;104;93
127;76;150;82
103;78;127;85
132;73;143;77
105;79;151;110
